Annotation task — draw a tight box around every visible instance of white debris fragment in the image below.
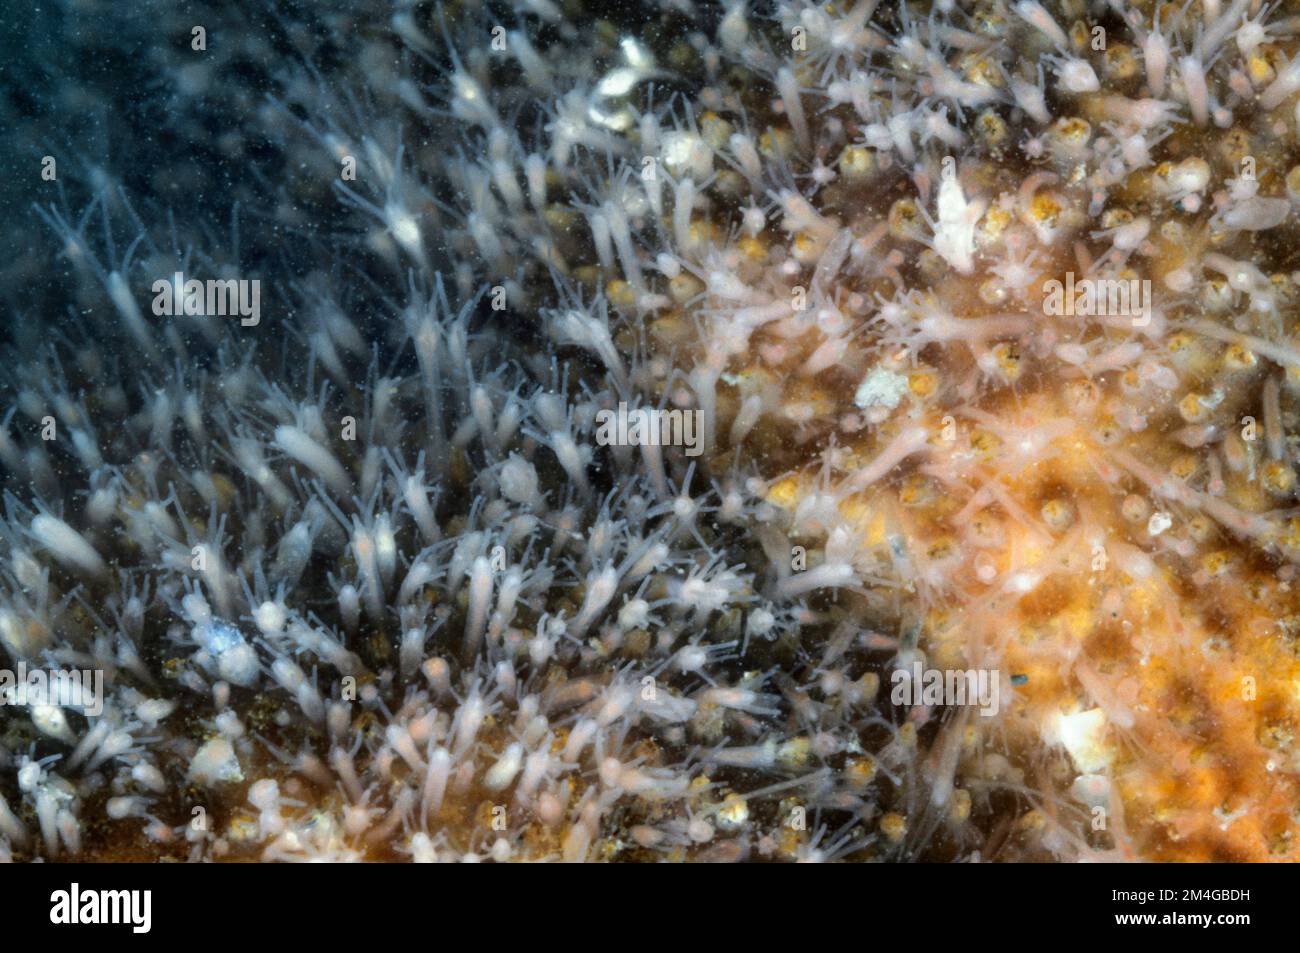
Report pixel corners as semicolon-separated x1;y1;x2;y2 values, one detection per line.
195;620;261;688
1050;707;1111;773
189;737;243;786
931;167;986;275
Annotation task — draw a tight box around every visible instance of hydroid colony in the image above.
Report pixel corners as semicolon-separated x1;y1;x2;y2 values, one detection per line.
3;0;1300;862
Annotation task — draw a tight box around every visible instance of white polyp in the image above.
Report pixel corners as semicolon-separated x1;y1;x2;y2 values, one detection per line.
398;561;435;606
1056;58;1099;93
422;657;451;698
776;68;810;153
374;513;397;587
484;742;524;791
422;748;451;820
338;583;361;634
1013;1;1067;47
524;154;548;212
550;431;590;495
728;133;762;182
30;514;106;577
452;690;487;757
352;526;383;623
570;565;619;638
563;718;599;764
673;177;695;253
254;600;287;636
106;271;158;361
462;555;494;662
402;475;439;544
1179;55;1210;125
774;561;856;599
273;425;352;496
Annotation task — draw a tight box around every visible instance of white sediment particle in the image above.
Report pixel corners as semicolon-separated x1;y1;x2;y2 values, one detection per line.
854;366;909;411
